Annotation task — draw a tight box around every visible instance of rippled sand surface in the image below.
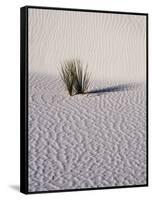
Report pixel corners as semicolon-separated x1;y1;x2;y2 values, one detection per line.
28;73;147;192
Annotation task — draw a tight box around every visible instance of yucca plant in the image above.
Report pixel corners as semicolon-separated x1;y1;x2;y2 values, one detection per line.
59;59;91;96
59;60;76;96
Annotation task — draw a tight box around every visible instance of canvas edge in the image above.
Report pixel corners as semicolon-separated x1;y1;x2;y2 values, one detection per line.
146;13;148;187
22;5;148;16
20;5;148;194
20;6;28;194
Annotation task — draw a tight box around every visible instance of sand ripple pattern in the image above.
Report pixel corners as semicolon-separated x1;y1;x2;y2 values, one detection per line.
28;73;147;192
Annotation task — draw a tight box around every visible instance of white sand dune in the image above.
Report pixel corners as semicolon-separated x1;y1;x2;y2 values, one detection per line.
28;9;146;82
28;73;146;192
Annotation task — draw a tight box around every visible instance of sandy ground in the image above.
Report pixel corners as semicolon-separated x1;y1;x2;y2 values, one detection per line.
28;73;147;192
28;9;146;82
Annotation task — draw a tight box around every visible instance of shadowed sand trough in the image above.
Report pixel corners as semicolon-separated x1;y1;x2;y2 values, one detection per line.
28;73;146;192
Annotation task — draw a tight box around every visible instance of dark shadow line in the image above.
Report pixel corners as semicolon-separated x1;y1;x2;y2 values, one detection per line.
87;83;138;95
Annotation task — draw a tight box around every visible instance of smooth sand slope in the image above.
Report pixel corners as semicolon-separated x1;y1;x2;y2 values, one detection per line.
28;9;146;82
28;73;146;192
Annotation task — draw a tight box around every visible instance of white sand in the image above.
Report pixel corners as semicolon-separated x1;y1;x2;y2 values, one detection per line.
28;73;146;192
28;8;147;192
28;9;146;82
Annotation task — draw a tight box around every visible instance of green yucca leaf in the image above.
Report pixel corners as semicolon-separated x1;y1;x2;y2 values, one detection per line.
59;59;91;96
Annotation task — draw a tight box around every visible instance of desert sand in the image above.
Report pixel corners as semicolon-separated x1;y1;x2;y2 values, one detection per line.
28;8;147;192
28;73;146;192
28;9;146;83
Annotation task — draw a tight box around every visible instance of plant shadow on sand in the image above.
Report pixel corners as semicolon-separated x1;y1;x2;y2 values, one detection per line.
86;83;141;96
